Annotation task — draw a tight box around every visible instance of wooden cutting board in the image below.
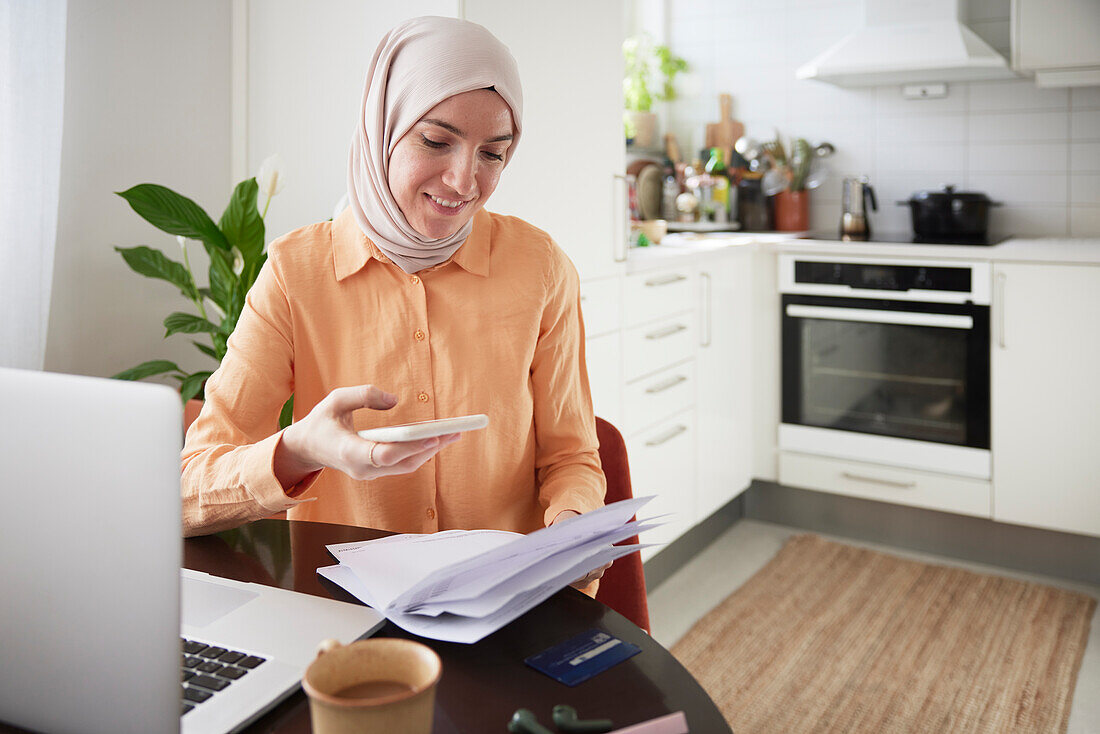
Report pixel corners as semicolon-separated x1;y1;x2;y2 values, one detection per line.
705;94;744;152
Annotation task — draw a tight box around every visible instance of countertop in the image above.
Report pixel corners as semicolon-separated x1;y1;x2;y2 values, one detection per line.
627;232;1100;269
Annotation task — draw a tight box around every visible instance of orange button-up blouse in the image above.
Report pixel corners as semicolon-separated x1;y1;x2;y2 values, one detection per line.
181;208;606;538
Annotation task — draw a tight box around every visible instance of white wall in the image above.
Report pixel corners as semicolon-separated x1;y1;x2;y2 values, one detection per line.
243;0;457;244
45;0;232;379
663;0;1100;239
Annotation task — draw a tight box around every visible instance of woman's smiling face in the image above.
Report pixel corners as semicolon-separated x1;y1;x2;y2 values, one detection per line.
387;89;514;240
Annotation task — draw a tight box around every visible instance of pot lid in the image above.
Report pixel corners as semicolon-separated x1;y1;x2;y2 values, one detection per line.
908;184;992;203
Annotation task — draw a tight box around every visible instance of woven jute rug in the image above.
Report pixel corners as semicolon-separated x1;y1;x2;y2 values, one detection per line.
671;534;1096;733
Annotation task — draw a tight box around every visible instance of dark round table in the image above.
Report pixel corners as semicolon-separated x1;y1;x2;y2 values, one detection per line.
184;519;731;733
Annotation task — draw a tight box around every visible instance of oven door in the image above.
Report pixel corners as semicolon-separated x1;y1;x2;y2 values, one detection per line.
781;293;990;474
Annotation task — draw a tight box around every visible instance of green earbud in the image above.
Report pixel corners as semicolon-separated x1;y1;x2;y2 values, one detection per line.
508;708;554;734
552;704;614;733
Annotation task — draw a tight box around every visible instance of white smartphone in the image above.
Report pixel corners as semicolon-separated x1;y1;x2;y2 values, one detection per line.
357;414;489;443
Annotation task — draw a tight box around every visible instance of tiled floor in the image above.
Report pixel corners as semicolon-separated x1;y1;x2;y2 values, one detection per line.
647;519;1100;733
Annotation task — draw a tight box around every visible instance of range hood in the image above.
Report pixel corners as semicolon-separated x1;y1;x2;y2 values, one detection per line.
796;0;1017;87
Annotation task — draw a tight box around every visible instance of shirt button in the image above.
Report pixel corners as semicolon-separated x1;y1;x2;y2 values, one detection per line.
426;507;436;520
417;392;430;403
414;329;425;341
410;275;421;285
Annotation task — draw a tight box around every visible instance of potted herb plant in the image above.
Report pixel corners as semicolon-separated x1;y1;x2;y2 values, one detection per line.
623;34;688;148
111;154;291;428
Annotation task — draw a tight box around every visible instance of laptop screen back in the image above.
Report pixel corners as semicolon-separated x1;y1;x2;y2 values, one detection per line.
0;368;183;734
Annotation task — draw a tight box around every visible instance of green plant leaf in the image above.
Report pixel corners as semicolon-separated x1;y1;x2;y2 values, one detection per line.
112;359;181;381
208;248;237;312
179;371;213;402
191;340;219;361
116;184;229;252
164;311;219;337
220;178;265;265
279;394;294;429
114;246;198;300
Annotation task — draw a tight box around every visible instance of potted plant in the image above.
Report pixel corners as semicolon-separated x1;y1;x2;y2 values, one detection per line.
622;34;688;148
111;154;290;429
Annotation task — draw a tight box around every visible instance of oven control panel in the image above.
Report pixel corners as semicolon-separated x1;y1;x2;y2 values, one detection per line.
795;261;971;292
778;254;991;305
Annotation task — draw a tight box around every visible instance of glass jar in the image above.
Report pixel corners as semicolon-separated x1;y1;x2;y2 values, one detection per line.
737;171;769;231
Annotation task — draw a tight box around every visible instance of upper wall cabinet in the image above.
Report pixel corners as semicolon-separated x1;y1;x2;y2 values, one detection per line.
1012;0;1100;87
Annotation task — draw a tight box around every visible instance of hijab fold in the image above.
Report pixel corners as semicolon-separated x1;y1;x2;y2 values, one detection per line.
347;16;523;274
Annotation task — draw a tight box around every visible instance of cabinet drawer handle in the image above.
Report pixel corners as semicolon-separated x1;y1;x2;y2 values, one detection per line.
645;375;688;394
645;273;687;287
645;324;687;340
646;424;688;447
841;471;917;489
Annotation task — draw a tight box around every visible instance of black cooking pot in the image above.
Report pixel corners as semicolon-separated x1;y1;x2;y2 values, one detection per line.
897;185;1001;239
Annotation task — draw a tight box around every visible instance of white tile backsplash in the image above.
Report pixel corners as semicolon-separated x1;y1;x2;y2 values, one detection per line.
1070;110;1100;141
1071;87;1100;110
968;172;1069;205
1070;174;1100;206
879;143;968;173
968;80;1069;113
1071;143;1100;173
1070;207;1100;237
968;111;1070;143
665;0;1098;239
969;142;1069;174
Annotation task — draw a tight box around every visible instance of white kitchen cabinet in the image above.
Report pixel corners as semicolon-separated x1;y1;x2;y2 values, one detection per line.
695;248;754;520
991;262;1100;537
629;411;697;563
1012;0;1100;87
465;0;627;279
779;452;992;518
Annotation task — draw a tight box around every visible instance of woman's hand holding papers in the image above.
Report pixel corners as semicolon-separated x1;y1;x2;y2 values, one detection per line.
274;384;461;491
552;510;612;590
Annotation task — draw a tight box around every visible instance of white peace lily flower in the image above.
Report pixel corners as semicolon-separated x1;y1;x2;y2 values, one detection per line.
256;154;286;199
231;247;244;276
204;297;226;321
176;235;188;250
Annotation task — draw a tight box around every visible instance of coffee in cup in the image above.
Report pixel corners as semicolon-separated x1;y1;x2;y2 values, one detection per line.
302;638;441;734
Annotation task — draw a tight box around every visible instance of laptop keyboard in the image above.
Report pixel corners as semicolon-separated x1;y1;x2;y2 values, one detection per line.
180;637;267;717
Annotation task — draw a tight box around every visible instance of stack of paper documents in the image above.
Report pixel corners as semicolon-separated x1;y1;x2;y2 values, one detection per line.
317;497;660;643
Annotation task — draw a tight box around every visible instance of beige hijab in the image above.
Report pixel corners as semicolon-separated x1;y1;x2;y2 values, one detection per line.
347;16;523;274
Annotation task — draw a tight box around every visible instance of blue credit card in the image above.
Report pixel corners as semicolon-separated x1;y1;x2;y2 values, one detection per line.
524;628;642;687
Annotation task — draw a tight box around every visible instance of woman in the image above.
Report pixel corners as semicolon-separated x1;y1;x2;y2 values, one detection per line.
181;17;606;584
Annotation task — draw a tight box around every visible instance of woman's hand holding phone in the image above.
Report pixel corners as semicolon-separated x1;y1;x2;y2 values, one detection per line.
274;384;471;490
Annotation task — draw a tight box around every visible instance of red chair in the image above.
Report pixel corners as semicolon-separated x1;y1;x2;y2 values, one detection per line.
594;417;651;634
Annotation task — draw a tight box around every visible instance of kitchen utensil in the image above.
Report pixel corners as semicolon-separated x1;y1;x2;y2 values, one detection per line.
897;184;1001;241
635;164;664;221
803;158;829;190
734;136;762;162
789;138;813;191
840;176;877;241
705;93;744;152
762;166;788;196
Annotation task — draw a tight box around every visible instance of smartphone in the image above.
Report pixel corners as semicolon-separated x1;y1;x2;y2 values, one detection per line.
357;414;489;443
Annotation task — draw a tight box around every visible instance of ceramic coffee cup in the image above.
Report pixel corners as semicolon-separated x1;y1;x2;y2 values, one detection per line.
302;638;441;734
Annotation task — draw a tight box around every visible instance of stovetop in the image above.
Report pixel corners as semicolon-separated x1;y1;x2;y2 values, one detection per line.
799;232;1012;246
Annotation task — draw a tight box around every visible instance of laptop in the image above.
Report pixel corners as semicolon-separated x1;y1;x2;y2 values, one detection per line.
0;368;385;734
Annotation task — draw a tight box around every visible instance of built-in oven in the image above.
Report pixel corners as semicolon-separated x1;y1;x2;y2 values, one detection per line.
779;254;991;479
